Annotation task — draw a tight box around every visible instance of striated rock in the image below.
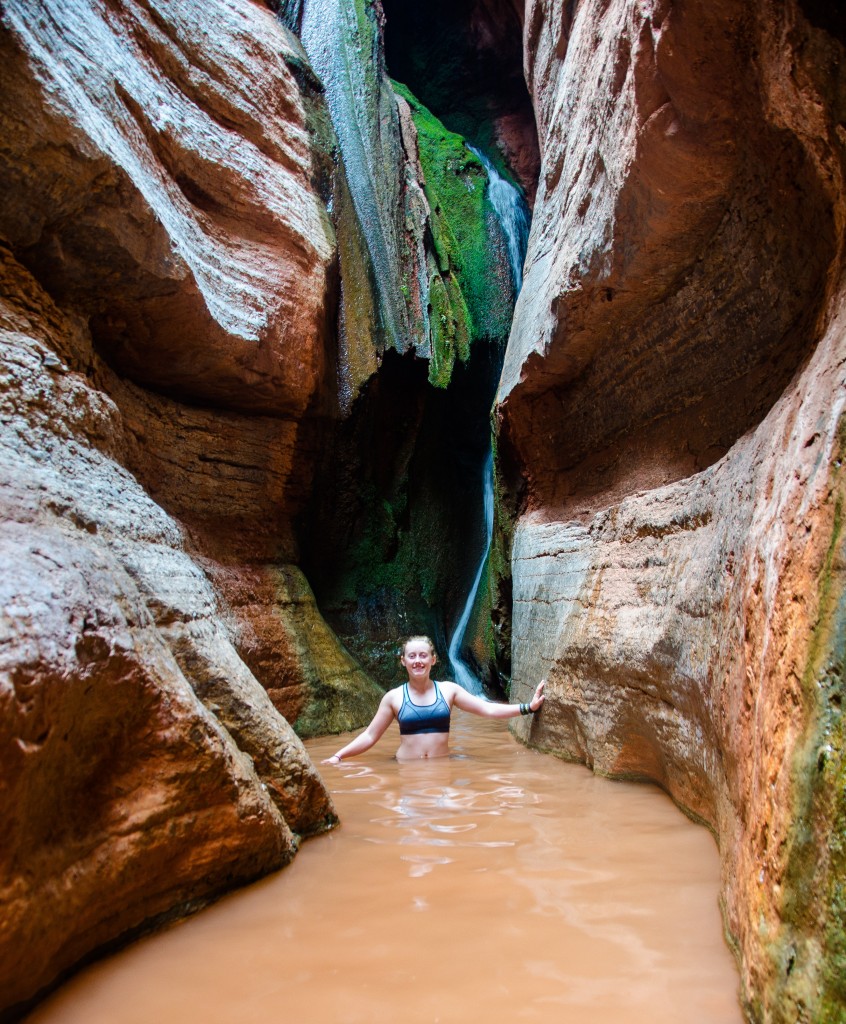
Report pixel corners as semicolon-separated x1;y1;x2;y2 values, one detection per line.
502;0;846;1019
0;516;294;1010
0;0;335;416
0;248;337;1012
509;299;846;1020
504;0;834;512
0;0;376;1008
112;369;317;564
207;563;384;738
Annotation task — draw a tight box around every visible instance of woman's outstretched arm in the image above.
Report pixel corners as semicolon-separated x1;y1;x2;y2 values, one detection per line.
322;691;397;764
447;679;545;718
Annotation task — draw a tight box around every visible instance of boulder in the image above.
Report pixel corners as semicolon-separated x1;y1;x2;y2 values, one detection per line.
0;0;335;415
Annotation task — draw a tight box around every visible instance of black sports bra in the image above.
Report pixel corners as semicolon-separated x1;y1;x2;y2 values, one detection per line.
397;682;451;735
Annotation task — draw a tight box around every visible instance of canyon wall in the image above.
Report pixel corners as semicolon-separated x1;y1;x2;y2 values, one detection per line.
501;1;846;1020
0;0;357;1011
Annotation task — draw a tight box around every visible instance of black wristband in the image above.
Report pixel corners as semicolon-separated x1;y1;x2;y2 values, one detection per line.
520;702;532;715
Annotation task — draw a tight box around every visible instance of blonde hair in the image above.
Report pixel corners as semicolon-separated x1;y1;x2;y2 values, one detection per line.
400;634;436;657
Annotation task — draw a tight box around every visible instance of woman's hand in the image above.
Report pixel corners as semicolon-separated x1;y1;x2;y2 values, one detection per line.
529;679;546;712
322;754;343;765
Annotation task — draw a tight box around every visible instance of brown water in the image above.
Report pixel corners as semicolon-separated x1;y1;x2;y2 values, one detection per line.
29;715;741;1024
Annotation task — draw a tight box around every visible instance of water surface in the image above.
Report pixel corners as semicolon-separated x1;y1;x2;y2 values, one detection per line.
29;715;741;1023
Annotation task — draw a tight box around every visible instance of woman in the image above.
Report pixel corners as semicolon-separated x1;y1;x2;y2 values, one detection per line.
322;635;545;764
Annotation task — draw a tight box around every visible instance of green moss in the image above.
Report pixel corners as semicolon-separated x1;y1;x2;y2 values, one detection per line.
427;273;455;388
380;5;526;192
348;0;383;124
319;477;445;618
391;79;512;388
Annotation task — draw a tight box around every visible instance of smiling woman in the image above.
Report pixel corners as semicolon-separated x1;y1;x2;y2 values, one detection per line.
322;635;545;763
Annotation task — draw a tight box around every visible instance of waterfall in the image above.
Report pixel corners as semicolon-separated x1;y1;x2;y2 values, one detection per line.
447;148;530;694
467;145;531;293
447;449;494;696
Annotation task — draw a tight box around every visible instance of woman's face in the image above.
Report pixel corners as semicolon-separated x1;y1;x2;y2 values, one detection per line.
401;641;436;680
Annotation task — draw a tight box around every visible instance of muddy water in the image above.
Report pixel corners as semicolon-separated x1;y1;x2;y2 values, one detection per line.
29;714;741;1024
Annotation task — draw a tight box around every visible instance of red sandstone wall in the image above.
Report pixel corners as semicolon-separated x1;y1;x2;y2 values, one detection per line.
502;2;846;1019
0;0;360;1010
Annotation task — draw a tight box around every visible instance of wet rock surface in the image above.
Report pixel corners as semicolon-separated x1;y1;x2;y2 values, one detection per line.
0;251;336;1011
502;1;846;1019
0;0;349;1009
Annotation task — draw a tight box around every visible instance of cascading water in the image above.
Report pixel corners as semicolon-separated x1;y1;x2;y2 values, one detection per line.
448;148;530;694
467;145;531;293
447;449;494;696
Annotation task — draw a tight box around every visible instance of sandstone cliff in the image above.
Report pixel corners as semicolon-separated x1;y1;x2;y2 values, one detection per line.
501;1;846;1019
0;0;357;1010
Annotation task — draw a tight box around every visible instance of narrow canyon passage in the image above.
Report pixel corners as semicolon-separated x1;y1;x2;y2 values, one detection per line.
1;1;843;1019
28;716;741;1024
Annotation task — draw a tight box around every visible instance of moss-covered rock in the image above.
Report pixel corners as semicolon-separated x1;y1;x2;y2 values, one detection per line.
381;0;539;203
393;80;513;388
212;562;384;739
296;16;517;695
266;567;385;740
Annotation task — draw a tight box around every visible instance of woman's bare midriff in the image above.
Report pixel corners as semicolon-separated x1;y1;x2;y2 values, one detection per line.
396;732;451;761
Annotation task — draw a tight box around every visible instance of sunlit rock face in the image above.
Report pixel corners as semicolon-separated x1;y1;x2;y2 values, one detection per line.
0;0;335;416
0;0;352;1011
502;1;846;1019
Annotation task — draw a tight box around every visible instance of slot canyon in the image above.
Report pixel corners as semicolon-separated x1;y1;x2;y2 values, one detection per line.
0;0;844;1021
